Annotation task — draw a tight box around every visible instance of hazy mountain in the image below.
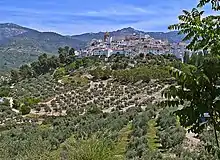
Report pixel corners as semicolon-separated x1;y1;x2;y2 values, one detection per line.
0;24;183;71
0;23;85;51
72;27;183;43
146;31;184;43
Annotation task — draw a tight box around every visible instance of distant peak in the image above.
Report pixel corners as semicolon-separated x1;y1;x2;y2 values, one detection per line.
0;23;21;27
120;27;135;31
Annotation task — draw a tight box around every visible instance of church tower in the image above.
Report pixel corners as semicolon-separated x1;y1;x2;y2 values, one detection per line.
104;32;110;42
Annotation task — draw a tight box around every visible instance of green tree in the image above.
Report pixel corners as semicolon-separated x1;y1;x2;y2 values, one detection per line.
0;87;10;97
19;64;33;79
188;52;204;66
10;69;20;83
31;61;41;76
197;0;220;10
183;52;190;64
58;46;75;65
169;8;220;53
54;67;66;79
69;48;75;55
38;53;49;74
59;48;67;64
165;0;220;147
12;99;20;110
20;105;31;115
48;55;59;69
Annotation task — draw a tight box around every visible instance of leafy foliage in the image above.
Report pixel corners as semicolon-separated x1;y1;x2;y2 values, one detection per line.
20;105;31;115
49;136;115;160
157;108;185;149
169;8;220;52
197;0;220;10
166;0;220;149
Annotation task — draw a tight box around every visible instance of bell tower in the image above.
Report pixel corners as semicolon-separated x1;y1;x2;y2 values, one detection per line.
104;32;110;42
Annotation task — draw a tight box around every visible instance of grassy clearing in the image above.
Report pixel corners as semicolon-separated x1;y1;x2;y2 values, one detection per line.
113;123;132;159
61;75;89;86
147;119;160;151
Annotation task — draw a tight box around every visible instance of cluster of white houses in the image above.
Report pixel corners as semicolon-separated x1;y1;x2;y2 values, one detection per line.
78;32;188;60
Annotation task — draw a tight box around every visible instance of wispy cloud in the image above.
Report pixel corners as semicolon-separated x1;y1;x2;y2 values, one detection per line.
0;0;199;34
0;4;156;17
80;5;155;16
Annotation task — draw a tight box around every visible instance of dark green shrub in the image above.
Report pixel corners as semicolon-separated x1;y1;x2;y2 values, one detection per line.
20;105;31;115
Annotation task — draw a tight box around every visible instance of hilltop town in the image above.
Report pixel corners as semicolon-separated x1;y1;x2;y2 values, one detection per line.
1;0;220;159
79;32;188;60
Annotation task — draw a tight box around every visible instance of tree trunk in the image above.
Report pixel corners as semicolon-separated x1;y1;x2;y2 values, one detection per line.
213;117;219;147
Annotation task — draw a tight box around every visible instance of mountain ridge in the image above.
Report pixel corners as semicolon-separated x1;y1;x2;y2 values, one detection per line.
0;23;183;45
0;23;183;71
72;27;182;44
0;23;86;71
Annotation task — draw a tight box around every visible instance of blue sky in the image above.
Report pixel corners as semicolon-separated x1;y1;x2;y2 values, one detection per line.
0;0;201;35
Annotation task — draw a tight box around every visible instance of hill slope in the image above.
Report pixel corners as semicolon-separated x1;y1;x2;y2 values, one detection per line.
0;23;34;41
0;23;85;71
0;55;213;159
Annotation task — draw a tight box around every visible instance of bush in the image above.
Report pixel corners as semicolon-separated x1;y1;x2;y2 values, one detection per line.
12;99;20;109
90;67;111;80
87;105;102;115
0;87;10;97
20;105;31;115
49;137;115;160
111;62;128;70
54;67;66;79
159;126;185;149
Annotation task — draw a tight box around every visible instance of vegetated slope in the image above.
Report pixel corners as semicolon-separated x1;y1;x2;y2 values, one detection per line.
1;31;85;52
0;23;86;70
0;23;34;40
0;53;216;159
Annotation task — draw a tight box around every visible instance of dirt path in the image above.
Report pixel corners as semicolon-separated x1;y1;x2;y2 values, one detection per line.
184;131;200;151
5;97;19;113
151;85;169;103
141;85;169;110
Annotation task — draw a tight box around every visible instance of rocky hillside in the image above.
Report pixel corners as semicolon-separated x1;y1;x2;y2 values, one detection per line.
0;23;31;40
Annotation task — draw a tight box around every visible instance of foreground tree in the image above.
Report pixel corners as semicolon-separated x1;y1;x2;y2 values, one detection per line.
198;0;220;10
164;0;220;147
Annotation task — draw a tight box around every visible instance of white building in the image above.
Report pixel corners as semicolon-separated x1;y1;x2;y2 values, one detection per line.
171;42;188;60
79;32;188;58
0;98;4;103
